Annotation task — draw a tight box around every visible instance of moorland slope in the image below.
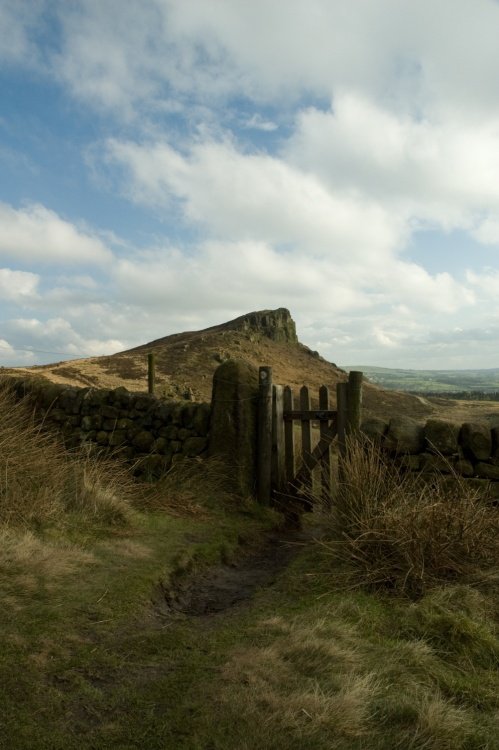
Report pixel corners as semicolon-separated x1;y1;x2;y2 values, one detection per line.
5;307;499;424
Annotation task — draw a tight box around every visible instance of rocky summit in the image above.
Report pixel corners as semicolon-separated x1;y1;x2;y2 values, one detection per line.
222;308;298;344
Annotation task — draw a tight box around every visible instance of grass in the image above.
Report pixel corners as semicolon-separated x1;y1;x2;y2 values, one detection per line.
0;383;136;528
173;550;498;750
1;385;498;748
315;437;499;597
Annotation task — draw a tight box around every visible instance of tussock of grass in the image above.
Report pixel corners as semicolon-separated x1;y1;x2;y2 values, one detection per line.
64;447;137;526
401;585;499;669
0;384;136;529
317;437;499;597
0;527;95;576
215;583;499;749
0;527;96;613
137;455;245;517
208;438;498;748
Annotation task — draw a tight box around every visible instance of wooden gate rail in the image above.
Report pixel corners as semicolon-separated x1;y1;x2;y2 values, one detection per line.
257;367;363;507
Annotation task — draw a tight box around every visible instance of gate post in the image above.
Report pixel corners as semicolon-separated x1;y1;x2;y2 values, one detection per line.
258;366;273;505
319;385;331;507
283;386;295;483
272;384;285;495
209;360;259;497
337;371;363;455
148;351;156;395
347;370;363;434
336;382;349;458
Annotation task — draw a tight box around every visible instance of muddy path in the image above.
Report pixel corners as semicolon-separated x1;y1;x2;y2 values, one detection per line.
157;528;318;618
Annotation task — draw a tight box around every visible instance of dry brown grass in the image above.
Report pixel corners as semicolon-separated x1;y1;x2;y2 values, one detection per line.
0;527;95;580
318;437;499;597
0;384;135;528
135;455;236;516
217;597;493;749
221;614;377;743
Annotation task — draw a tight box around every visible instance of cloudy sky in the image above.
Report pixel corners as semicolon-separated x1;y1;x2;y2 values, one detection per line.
1;0;499;370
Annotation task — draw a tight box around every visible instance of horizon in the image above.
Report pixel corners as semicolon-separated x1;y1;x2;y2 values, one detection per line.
342;364;499;373
1;1;499;370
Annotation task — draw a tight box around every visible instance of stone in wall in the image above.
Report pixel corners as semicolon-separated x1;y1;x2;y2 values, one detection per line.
360;417;388;443
492;426;499;458
384;416;424;455
396;454;422;471
460;422;492;461
474;462;499;480
454;458;475;477
419;452;455;473
1;375;212;480
183;436;208;456
424;419;460;455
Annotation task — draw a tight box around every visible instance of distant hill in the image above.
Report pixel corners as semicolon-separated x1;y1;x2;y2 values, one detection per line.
342;365;499;393
4;308;434;422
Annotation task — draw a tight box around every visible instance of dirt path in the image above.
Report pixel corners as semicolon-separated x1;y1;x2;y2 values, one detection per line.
159;529;315;617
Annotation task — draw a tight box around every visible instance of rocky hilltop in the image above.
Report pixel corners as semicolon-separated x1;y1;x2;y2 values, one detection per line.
130;308;298;350
4;308;439;421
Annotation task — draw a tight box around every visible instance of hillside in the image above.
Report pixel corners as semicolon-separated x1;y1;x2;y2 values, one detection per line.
5;307;499;424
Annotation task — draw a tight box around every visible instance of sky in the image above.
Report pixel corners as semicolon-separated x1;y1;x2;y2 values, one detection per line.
1;0;499;371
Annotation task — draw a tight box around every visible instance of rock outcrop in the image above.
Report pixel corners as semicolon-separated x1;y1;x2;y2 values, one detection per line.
223;307;298;343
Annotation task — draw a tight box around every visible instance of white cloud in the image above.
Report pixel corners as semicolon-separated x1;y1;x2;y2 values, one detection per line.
32;0;499;123
0;338;21;365
2;1;499;370
376;263;475;314
286;92;499;231
471;216;499;246
373;327;400;348
0;0;44;65
5;317;124;359
106;137;405;261
0;203;113;265
466;270;499;297
243;114;278;132
0;267;39;301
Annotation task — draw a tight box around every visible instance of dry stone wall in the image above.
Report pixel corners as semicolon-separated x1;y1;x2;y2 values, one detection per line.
5;377;210;478
362;415;499;499
6;368;499;500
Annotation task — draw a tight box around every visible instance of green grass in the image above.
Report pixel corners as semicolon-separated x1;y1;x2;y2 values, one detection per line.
1;511;498;749
0;502;282;750
188;547;499;750
1;385;498;748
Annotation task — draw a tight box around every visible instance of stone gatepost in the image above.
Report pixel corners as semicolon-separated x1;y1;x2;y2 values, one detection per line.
208;359;259;497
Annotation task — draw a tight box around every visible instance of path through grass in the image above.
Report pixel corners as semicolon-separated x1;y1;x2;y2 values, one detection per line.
1;385;498;748
1;510;498;749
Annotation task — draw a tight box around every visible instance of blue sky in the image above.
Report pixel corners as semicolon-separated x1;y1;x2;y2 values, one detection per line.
1;0;499;370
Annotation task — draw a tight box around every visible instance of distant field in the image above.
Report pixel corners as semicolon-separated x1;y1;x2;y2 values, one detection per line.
343;365;499;393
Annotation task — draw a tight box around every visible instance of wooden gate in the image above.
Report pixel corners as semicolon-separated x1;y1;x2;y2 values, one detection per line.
257;367;363;510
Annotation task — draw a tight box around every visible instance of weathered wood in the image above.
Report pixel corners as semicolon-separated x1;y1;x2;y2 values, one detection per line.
337;382;348;458
273;376;350;514
283;386;295;483
148;351;156;395
272;385;285;495
283;409;337;421
319;385;331;508
347;370;363;435
293;418;337;485
300;385;313;486
257;366;273;505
